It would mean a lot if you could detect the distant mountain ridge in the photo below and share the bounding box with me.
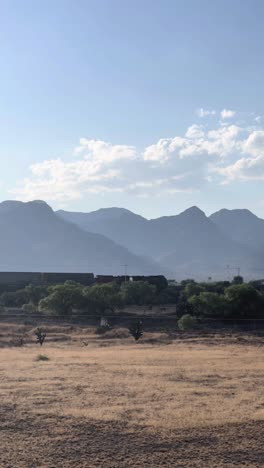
[0,200,162,275]
[210,208,264,252]
[58,205,264,280]
[0,200,263,280]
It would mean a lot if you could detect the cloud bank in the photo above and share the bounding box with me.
[11,111,264,203]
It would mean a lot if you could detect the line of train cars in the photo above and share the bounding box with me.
[0,272,167,293]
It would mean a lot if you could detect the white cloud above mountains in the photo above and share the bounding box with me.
[196,108,236,120]
[220,109,236,119]
[11,113,264,203]
[75,138,137,162]
[214,130,264,182]
[196,108,216,118]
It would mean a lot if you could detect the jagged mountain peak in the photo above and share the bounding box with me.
[180,206,206,218]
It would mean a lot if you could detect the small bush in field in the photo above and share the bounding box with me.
[35,327,46,346]
[178,314,197,331]
[22,303,36,313]
[129,321,143,341]
[36,354,49,361]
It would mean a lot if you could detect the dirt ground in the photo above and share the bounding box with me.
[0,324,264,467]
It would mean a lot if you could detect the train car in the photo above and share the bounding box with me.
[0,271,94,292]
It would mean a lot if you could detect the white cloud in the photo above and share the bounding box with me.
[185,124,205,139]
[143,136,186,163]
[143,124,241,162]
[214,155,264,183]
[11,114,264,203]
[220,109,236,119]
[75,138,136,162]
[196,108,216,118]
[213,130,264,183]
[242,130,264,157]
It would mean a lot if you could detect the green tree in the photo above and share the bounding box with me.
[224,284,262,318]
[39,281,84,316]
[121,281,156,306]
[176,297,194,317]
[184,282,206,298]
[199,281,230,294]
[0,290,30,307]
[83,282,122,315]
[180,279,195,288]
[232,275,244,285]
[157,285,181,304]
[189,292,229,317]
[24,284,48,306]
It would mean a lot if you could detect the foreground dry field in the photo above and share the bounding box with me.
[0,325,264,467]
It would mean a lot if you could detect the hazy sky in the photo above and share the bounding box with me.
[1,0,264,218]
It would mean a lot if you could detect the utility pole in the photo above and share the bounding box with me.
[226,264,230,281]
[226,264,241,280]
[122,264,128,282]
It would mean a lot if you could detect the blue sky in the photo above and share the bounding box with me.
[1,0,264,218]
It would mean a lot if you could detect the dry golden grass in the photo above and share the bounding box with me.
[0,325,264,467]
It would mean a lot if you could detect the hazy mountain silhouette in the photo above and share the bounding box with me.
[0,201,162,275]
[58,207,150,256]
[0,200,262,279]
[58,205,264,279]
[210,208,264,252]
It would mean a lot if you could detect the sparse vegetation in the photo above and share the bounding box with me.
[22,303,36,313]
[0,331,263,466]
[35,327,46,346]
[129,320,144,341]
[178,314,198,331]
[35,354,49,361]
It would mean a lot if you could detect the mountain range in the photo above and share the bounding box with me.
[58,205,264,279]
[0,199,263,280]
[0,201,159,275]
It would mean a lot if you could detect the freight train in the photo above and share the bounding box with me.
[0,272,167,292]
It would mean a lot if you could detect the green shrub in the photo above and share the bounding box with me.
[178,314,197,331]
[129,320,144,341]
[35,354,49,361]
[35,327,46,346]
[22,303,36,313]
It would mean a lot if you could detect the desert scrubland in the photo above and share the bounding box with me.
[0,325,264,467]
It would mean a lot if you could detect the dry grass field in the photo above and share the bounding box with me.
[0,324,264,467]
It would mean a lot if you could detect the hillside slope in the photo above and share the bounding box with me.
[0,201,162,275]
[210,208,264,252]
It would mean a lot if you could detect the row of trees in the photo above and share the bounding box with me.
[179,277,264,319]
[0,275,264,320]
[0,281,158,316]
